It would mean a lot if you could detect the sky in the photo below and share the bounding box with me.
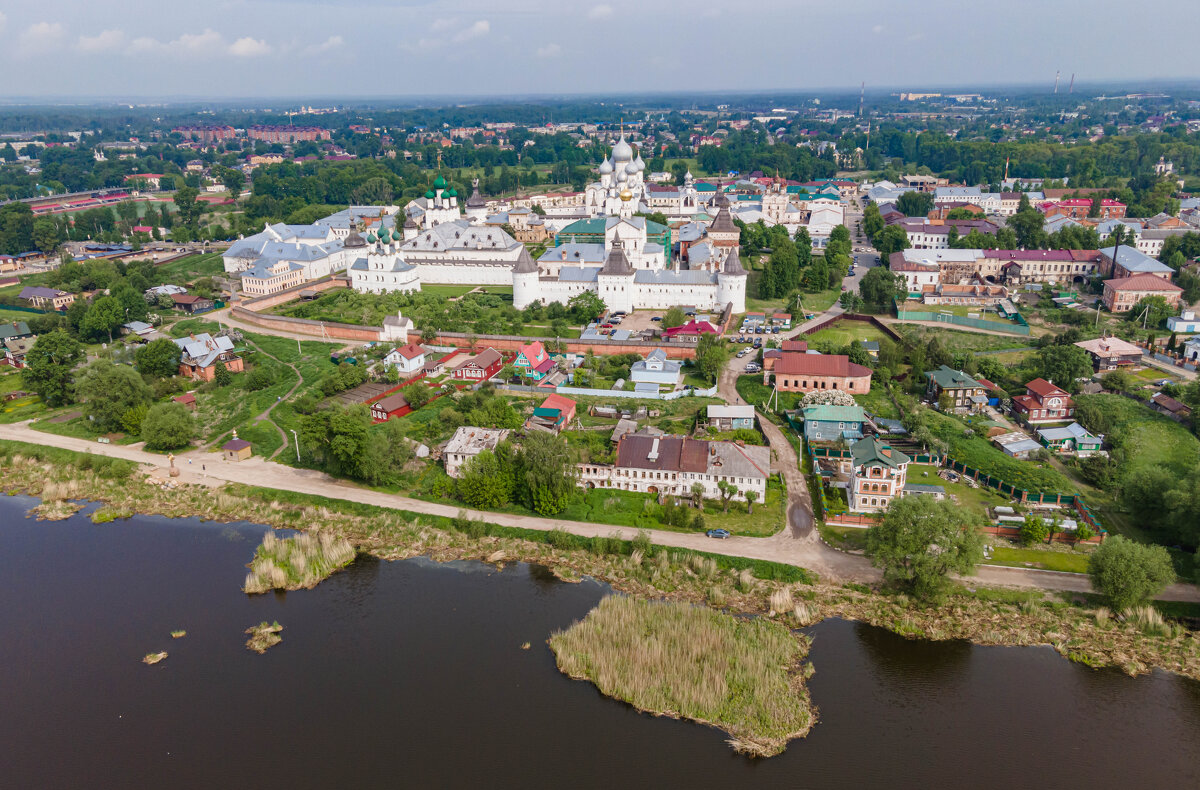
[0,0,1194,100]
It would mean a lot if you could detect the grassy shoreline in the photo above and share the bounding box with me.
[1,438,1198,690]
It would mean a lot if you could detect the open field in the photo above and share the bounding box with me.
[804,323,890,349]
[156,252,225,281]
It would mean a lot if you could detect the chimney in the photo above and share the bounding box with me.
[648,437,659,462]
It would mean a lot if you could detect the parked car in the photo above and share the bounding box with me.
[650,316,662,322]
[736,349,748,358]
[705,529,731,539]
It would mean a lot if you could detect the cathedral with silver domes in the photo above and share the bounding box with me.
[584,134,648,217]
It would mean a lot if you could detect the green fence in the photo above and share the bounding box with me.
[807,443,1104,534]
[0,304,49,315]
[894,308,1030,336]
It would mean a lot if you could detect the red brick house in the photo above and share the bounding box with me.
[1101,274,1183,312]
[1012,378,1074,424]
[452,347,504,381]
[772,353,872,394]
[1041,198,1126,220]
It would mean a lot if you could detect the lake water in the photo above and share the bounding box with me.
[1,495,1198,789]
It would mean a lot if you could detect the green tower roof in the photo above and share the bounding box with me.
[424,190,435,199]
[447,188,457,197]
[433,174,447,189]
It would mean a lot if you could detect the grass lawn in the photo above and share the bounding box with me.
[896,325,1034,353]
[853,387,900,420]
[0,370,43,423]
[988,545,1092,574]
[0,308,47,324]
[418,285,485,299]
[804,323,890,349]
[818,522,869,552]
[30,412,140,445]
[1074,394,1199,478]
[156,252,225,282]
[736,374,803,415]
[924,410,1075,493]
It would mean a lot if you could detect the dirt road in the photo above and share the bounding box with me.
[6,422,1197,602]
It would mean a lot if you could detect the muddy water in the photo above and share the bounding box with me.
[1,496,1196,789]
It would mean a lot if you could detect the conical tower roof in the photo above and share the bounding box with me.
[600,240,634,276]
[467,179,485,208]
[722,247,747,276]
[512,246,538,274]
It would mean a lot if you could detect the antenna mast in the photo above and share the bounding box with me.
[1054,71,1060,94]
[859,81,864,117]
[1068,73,1075,94]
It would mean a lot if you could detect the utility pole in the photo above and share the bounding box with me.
[1068,73,1075,94]
[290,429,300,463]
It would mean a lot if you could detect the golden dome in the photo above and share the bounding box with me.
[619,188,633,202]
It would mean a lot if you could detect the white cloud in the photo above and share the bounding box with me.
[306,35,344,54]
[588,4,613,20]
[872,24,884,34]
[78,29,127,54]
[229,36,272,57]
[536,43,562,58]
[177,29,225,53]
[452,20,490,43]
[19,22,65,54]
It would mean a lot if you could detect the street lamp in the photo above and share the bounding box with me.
[289,429,300,463]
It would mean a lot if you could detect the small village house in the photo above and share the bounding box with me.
[452,347,504,381]
[1011,378,1074,424]
[369,392,410,422]
[925,365,986,412]
[1037,423,1103,455]
[526,394,576,434]
[173,333,244,381]
[222,433,253,462]
[513,340,553,380]
[706,404,756,431]
[171,294,216,314]
[384,343,426,376]
[630,349,682,388]
[802,403,868,442]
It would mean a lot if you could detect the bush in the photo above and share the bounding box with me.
[244,366,276,392]
[140,402,196,451]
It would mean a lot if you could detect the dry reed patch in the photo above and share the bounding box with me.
[242,531,357,594]
[549,596,814,757]
[245,621,283,653]
[143,651,167,665]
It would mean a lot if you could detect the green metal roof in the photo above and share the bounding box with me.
[850,437,910,469]
[924,365,982,390]
[433,174,447,188]
[802,404,867,423]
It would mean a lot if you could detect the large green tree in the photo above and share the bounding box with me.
[75,360,152,433]
[1087,536,1176,612]
[457,449,514,509]
[895,191,933,218]
[859,266,905,307]
[873,224,910,258]
[865,495,985,600]
[862,203,884,240]
[1033,345,1093,393]
[80,295,126,343]
[21,330,84,406]
[517,431,576,516]
[693,333,730,384]
[135,338,182,379]
[141,402,196,450]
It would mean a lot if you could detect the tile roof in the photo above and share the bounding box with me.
[1024,378,1069,399]
[1105,274,1183,292]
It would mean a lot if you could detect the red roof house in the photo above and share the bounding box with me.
[1012,378,1074,424]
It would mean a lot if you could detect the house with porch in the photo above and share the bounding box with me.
[513,341,554,380]
[1037,423,1103,456]
[384,343,426,376]
[1075,336,1142,371]
[630,348,682,388]
[173,333,244,381]
[452,347,504,381]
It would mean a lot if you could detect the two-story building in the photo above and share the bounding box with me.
[1101,274,1183,313]
[846,437,911,513]
[925,365,986,412]
[173,333,244,381]
[1011,378,1074,424]
[577,433,770,503]
[513,341,553,380]
[443,426,511,478]
[384,343,426,376]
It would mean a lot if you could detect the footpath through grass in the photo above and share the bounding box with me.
[550,595,814,756]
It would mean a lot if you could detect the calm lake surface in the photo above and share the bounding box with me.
[1,495,1198,789]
